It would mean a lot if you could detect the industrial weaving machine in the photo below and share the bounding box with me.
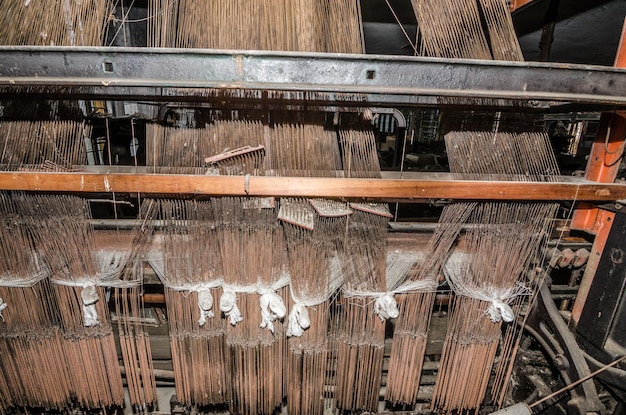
[0,1,626,414]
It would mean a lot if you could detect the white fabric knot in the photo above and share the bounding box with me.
[0,298,7,322]
[487,299,515,323]
[259,291,286,333]
[444,253,526,324]
[197,289,214,326]
[286,303,311,337]
[220,289,243,326]
[81,284,100,327]
[374,293,399,321]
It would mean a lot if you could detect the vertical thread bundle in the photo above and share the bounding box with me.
[115,200,158,411]
[431,132,560,412]
[147,0,364,53]
[0,193,68,410]
[0,121,89,171]
[385,202,476,405]
[26,195,125,408]
[410,0,522,61]
[0,0,112,46]
[334,123,389,413]
[157,198,228,406]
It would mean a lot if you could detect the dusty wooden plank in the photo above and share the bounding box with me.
[1,171,625,201]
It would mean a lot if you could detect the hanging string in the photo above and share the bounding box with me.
[383,0,418,55]
[603,108,626,156]
[107,0,136,46]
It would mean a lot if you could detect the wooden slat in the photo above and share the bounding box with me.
[1,171,625,201]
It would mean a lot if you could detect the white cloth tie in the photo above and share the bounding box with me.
[81,284,100,327]
[197,289,215,326]
[444,253,527,324]
[259,291,286,333]
[0,298,7,322]
[487,299,515,323]
[341,278,437,322]
[220,289,243,326]
[286,303,311,337]
[374,293,399,321]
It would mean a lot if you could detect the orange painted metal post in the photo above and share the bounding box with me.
[570,14,626,233]
[569,18,626,326]
[580,113,626,183]
[509,0,536,12]
[570,210,615,327]
[570,112,626,232]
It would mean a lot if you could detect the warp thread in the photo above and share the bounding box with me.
[152,253,300,331]
[0,268,49,288]
[50,276,141,288]
[219,275,290,329]
[285,258,433,336]
[50,275,140,327]
[286,254,345,337]
[343,279,439,322]
[152,256,290,329]
[163,281,222,326]
[149,256,222,326]
[444,264,529,323]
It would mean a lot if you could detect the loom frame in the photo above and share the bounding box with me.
[1,45,626,414]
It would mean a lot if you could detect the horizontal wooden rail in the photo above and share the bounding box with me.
[0,171,625,201]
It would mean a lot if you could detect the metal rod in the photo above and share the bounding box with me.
[529,354,626,408]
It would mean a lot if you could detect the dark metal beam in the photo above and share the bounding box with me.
[0,47,625,108]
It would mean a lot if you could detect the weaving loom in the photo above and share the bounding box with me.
[0,1,626,415]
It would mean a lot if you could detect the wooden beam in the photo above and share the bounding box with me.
[1,171,626,201]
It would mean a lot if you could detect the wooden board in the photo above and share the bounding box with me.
[0,171,624,201]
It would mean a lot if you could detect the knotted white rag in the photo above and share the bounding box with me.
[286,303,311,337]
[259,291,287,333]
[220,289,243,326]
[81,283,100,327]
[487,298,515,323]
[0,298,7,322]
[374,293,400,321]
[444,253,528,324]
[197,289,215,326]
